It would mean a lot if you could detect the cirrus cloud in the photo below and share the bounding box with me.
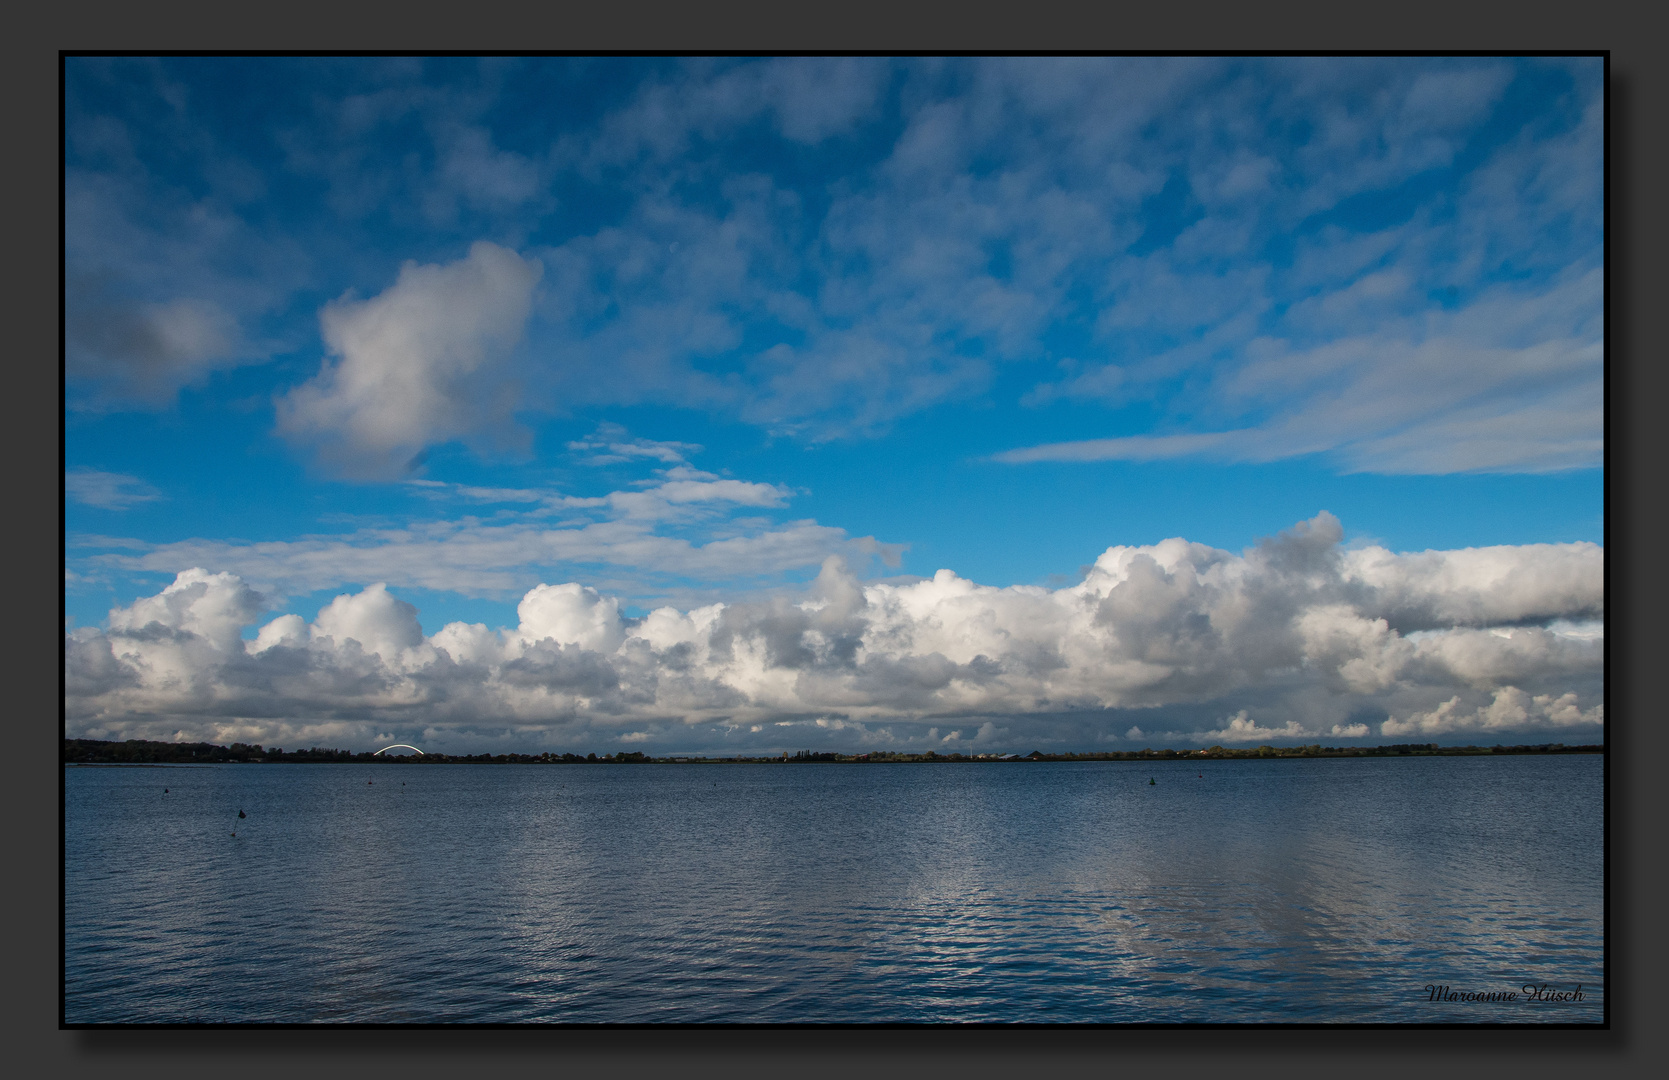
[66,469,163,511]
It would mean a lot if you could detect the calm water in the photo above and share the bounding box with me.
[64,756,1604,1024]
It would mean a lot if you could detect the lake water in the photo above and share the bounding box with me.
[64,755,1604,1024]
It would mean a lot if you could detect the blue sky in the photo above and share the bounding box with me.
[64,57,1603,753]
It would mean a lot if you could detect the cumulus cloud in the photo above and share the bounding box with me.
[310,583,425,661]
[1341,540,1603,630]
[1382,687,1602,736]
[276,241,543,478]
[1185,712,1313,745]
[107,568,268,651]
[514,583,626,653]
[66,514,1603,752]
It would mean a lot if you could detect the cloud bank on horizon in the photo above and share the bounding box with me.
[65,513,1603,754]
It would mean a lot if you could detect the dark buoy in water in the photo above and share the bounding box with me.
[237,809,246,819]
[1149,778,1156,785]
[163,788,168,793]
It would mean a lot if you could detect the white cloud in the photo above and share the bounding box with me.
[514,583,625,653]
[310,583,426,662]
[276,241,543,478]
[653,478,789,507]
[1382,687,1602,737]
[1003,264,1603,476]
[404,480,549,504]
[1186,712,1313,745]
[251,613,306,653]
[66,469,162,511]
[66,514,1603,751]
[992,433,1238,465]
[107,568,267,651]
[567,423,701,465]
[1342,541,1604,629]
[84,513,893,606]
[78,449,897,607]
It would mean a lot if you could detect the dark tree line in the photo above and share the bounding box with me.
[64,737,1601,766]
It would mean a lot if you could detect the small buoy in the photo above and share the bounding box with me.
[163,788,168,793]
[237,809,246,819]
[1149,778,1156,785]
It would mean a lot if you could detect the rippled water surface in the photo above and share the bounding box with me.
[65,756,1604,1023]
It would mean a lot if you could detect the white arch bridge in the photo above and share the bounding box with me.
[372,744,426,755]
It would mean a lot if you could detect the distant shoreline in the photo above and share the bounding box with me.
[64,763,211,768]
[64,737,1605,767]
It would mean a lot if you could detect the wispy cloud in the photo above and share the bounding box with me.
[405,479,550,504]
[76,454,896,606]
[65,469,163,511]
[1000,266,1603,474]
[992,433,1240,465]
[567,423,701,466]
[66,59,1600,476]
